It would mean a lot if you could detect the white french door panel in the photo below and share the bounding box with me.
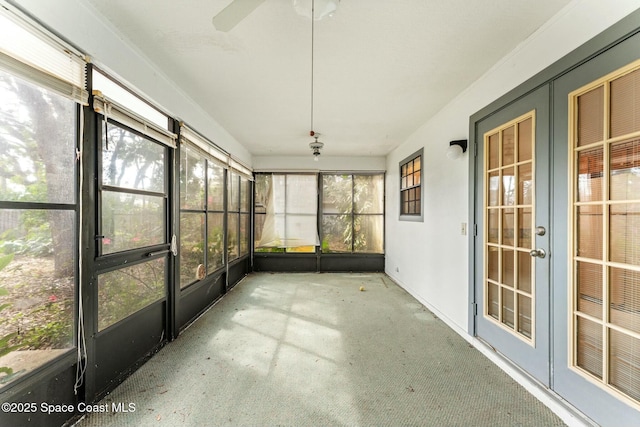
[474,85,551,386]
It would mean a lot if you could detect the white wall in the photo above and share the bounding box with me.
[385,0,640,333]
[12,0,251,165]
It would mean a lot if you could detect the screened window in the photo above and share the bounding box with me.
[96,104,171,330]
[0,68,76,386]
[400,149,423,220]
[228,172,251,261]
[100,122,166,255]
[179,144,226,288]
[254,174,318,253]
[208,163,226,270]
[322,173,384,254]
[98,258,165,331]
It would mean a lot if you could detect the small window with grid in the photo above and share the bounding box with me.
[400,149,423,220]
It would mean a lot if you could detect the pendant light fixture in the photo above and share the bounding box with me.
[293,0,339,21]
[304,0,336,161]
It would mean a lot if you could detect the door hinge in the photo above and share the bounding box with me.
[472,303,478,316]
[474,223,478,236]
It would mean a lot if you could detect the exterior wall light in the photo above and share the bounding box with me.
[446,139,468,159]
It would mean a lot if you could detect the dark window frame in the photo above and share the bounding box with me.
[320,172,385,254]
[178,143,227,289]
[227,171,252,261]
[97,118,169,257]
[0,68,80,392]
[399,148,424,222]
[253,172,318,254]
[95,117,170,332]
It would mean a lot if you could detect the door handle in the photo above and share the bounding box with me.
[529,248,546,259]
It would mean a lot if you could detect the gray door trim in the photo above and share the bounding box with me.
[473,85,551,385]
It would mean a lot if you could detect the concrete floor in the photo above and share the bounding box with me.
[74,272,566,426]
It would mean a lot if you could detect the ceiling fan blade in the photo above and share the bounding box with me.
[212,0,266,32]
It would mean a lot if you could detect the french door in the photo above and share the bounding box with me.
[474,27,640,425]
[551,34,640,424]
[474,85,551,385]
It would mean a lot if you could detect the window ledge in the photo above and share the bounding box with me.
[399,214,423,222]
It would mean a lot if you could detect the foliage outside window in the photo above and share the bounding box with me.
[322,173,384,254]
[254,174,318,253]
[227,172,251,261]
[97,121,167,330]
[179,144,226,288]
[100,122,165,255]
[400,149,423,219]
[97,258,165,330]
[0,69,76,387]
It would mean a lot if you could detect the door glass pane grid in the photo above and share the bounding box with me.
[570,61,640,406]
[483,112,535,342]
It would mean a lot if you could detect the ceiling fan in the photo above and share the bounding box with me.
[212,0,265,32]
[212,0,339,32]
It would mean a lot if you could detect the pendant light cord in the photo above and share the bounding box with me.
[310,0,315,133]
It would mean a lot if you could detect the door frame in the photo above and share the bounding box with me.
[473,86,551,385]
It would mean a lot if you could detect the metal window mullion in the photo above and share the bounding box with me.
[223,169,228,285]
[351,175,355,253]
[237,175,242,256]
[0,201,76,210]
[203,159,210,273]
[101,185,166,199]
[402,183,421,191]
[318,173,324,256]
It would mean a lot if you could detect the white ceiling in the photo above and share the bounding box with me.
[84,0,572,158]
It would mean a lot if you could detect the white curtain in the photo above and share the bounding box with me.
[257,174,318,248]
[364,174,384,253]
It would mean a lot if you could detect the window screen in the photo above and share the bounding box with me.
[254,174,318,251]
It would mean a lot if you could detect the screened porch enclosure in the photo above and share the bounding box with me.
[253,172,385,272]
[0,8,385,423]
[3,1,640,426]
[0,38,255,424]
